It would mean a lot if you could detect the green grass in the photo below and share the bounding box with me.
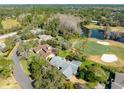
[84,41,109,56]
[85,41,124,59]
[84,41,124,60]
[20,60,30,76]
[72,39,124,65]
[108,46,124,60]
[1,19,21,30]
[85,82,98,89]
[58,50,71,58]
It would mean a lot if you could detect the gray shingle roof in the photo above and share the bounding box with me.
[50,56,81,79]
[114,73,124,86]
[60,61,70,71]
[112,82,123,89]
[50,56,66,68]
[112,72,124,89]
[71,60,82,67]
[62,65,73,79]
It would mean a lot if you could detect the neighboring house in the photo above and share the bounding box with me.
[38,35,54,41]
[50,56,81,79]
[0,42,6,51]
[18,13,31,19]
[91,20,98,24]
[111,72,124,89]
[33,44,56,60]
[30,28,45,35]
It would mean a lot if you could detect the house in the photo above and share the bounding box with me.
[50,56,81,79]
[0,42,6,51]
[30,28,45,35]
[33,44,56,59]
[111,72,124,89]
[38,35,54,41]
[91,20,98,24]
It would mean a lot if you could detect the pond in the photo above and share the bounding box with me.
[109,32,124,42]
[90,29,105,40]
[81,29,124,42]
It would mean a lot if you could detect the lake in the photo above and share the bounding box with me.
[87,29,124,42]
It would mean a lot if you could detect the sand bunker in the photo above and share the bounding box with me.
[101,54,118,63]
[97,41,110,45]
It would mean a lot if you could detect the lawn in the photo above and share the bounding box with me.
[84,41,109,55]
[20,60,30,76]
[85,82,98,89]
[85,23,103,30]
[72,38,124,67]
[84,40,124,60]
[108,46,124,60]
[1,19,21,30]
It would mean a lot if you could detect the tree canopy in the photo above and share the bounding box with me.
[29,56,66,89]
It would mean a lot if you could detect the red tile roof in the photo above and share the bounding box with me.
[33,44,56,58]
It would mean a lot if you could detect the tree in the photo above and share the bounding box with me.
[68,38,88,61]
[46,40,59,48]
[78,61,109,84]
[3,37,16,53]
[18,30,36,40]
[18,40,38,59]
[64,81,74,89]
[29,56,66,89]
[103,23,111,39]
[0,57,13,78]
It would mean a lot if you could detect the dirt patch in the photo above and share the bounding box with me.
[108,40,124,48]
[89,56,102,63]
[0,75,21,89]
[70,76,87,84]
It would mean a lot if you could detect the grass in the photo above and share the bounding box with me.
[85,23,124,32]
[108,46,124,60]
[84,41,109,55]
[58,50,71,58]
[72,38,124,67]
[85,23,103,30]
[20,60,30,76]
[8,42,19,59]
[85,82,98,89]
[84,40,124,60]
[1,19,21,30]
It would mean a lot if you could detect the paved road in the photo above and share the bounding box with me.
[12,43,33,89]
[0,32,17,39]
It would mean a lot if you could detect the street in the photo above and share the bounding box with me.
[12,42,33,89]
